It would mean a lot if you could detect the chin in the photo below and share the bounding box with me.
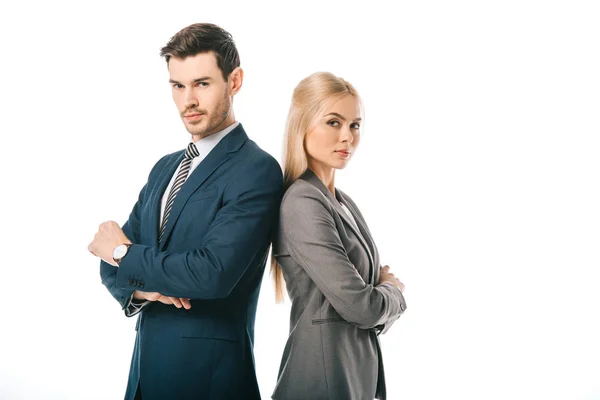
[334,162,350,170]
[185,123,206,136]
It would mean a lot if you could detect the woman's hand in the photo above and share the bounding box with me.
[378,265,405,293]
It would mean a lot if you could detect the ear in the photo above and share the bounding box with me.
[228,67,243,95]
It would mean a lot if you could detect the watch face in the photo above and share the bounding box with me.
[113,244,127,260]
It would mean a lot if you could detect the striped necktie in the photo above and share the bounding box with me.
[159,142,200,242]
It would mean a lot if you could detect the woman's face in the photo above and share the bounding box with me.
[305,95,362,172]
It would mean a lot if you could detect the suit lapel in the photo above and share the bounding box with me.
[158,124,249,249]
[300,170,376,283]
[336,190,379,285]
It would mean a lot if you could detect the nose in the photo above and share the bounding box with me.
[340,126,354,143]
[184,88,199,109]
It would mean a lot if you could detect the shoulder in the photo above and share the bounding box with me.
[283,179,323,202]
[158,149,183,166]
[281,180,332,217]
[223,142,282,199]
[236,139,282,179]
[147,150,183,178]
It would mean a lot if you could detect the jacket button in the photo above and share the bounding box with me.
[128,279,133,285]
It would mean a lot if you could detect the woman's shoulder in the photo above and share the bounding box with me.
[283,178,323,200]
[281,179,331,214]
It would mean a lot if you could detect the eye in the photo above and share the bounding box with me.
[327,120,340,127]
[196,82,209,87]
[172,83,184,89]
[350,122,361,129]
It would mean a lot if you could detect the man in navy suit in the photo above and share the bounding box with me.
[88,23,282,400]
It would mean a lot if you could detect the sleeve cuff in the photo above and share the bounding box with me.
[124,292,151,317]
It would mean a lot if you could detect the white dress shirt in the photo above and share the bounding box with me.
[340,202,359,230]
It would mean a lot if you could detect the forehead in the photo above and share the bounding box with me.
[322,95,362,119]
[167,52,221,80]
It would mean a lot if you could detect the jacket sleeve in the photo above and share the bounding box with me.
[99,155,169,316]
[341,192,407,334]
[280,185,406,330]
[99,183,146,314]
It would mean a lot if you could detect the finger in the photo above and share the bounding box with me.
[146,292,161,301]
[169,297,183,308]
[382,265,390,271]
[180,298,192,310]
[157,296,172,305]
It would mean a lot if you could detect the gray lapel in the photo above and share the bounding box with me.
[299,169,375,283]
[336,189,379,285]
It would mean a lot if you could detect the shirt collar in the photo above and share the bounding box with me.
[191,121,240,158]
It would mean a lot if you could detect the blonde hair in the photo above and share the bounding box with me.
[271,72,362,303]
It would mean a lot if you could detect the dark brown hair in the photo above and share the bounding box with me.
[160,23,240,81]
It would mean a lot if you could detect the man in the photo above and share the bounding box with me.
[88,23,282,400]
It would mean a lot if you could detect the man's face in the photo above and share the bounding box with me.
[168,52,232,139]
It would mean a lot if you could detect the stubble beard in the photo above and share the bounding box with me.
[184,93,232,139]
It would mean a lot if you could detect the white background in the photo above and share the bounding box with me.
[1,1,599,399]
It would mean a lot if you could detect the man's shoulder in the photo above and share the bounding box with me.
[161,148,185,162]
[239,138,277,161]
[234,138,281,174]
[221,139,282,195]
[141,149,183,182]
[153,149,183,168]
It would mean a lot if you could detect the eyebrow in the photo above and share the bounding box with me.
[324,112,362,121]
[168,76,213,84]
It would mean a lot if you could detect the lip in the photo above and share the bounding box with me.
[335,150,351,159]
[184,113,204,121]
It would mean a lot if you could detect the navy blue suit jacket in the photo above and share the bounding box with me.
[100,124,283,400]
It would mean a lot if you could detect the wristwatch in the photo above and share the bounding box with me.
[112,243,133,265]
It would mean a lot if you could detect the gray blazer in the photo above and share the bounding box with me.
[272,170,407,400]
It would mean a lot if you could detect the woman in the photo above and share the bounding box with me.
[271,72,407,400]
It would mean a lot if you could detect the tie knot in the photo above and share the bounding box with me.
[184,142,200,160]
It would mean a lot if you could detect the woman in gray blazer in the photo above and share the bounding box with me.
[270,72,407,400]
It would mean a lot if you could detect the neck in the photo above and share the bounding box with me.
[308,163,336,195]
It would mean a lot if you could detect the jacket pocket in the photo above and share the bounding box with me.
[311,317,345,325]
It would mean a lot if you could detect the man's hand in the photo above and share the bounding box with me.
[88,221,131,266]
[133,290,192,310]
